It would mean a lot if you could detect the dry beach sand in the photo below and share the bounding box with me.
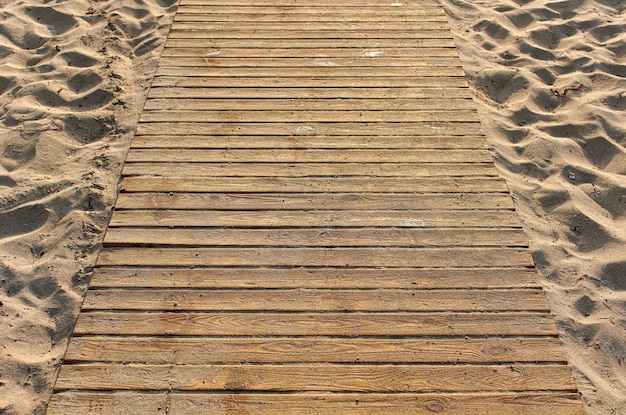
[0,0,177,413]
[0,0,623,414]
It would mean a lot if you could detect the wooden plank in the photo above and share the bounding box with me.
[113,193,516,211]
[163,55,460,66]
[176,6,446,15]
[142,98,476,111]
[138,110,480,123]
[88,267,541,289]
[64,337,566,364]
[173,15,449,24]
[81,289,549,312]
[147,86,472,98]
[150,77,470,88]
[135,122,485,136]
[72,312,560,337]
[161,47,459,58]
[166,30,454,40]
[154,66,465,77]
[181,0,443,6]
[95,247,534,267]
[121,162,496,177]
[129,135,489,149]
[169,22,450,31]
[108,210,522,228]
[104,228,528,247]
[53,363,577,392]
[124,149,493,163]
[165,39,457,48]
[46,392,587,415]
[119,177,507,193]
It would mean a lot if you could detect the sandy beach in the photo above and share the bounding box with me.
[0,0,624,414]
[0,0,176,413]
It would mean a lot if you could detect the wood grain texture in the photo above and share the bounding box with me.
[128,135,489,149]
[175,6,446,15]
[135,122,485,136]
[72,312,560,337]
[150,77,470,88]
[88,267,541,289]
[155,66,465,77]
[147,86,472,98]
[54,363,577,392]
[64,336,567,364]
[166,31,455,40]
[95,247,534,267]
[138,110,480,123]
[161,46,459,58]
[81,289,549,312]
[142,98,476,111]
[169,22,451,31]
[107,210,522,228]
[119,177,508,193]
[121,162,497,177]
[103,227,529,247]
[125,149,494,162]
[47,392,586,415]
[165,39,457,47]
[181,0,442,5]
[113,193,515,210]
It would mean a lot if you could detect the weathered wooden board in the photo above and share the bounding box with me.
[124,149,494,163]
[95,247,534,267]
[135,122,485,136]
[161,47,459,58]
[107,210,522,228]
[81,288,549,312]
[142,98,476,111]
[104,227,528,247]
[169,22,450,31]
[181,0,442,5]
[119,177,508,194]
[47,392,586,415]
[167,30,455,40]
[129,135,488,149]
[138,110,480,123]
[72,312,560,337]
[147,86,472,98]
[165,39,457,47]
[155,66,465,77]
[54,363,576,392]
[64,336,567,364]
[175,6,446,15]
[113,193,515,210]
[122,162,496,177]
[88,267,541,289]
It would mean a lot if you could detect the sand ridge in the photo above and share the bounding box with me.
[443,0,626,414]
[0,0,177,413]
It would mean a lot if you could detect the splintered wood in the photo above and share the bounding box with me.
[47,0,584,413]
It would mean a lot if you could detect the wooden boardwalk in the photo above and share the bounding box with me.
[47,1,585,413]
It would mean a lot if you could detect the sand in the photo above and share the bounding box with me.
[0,0,177,413]
[0,0,623,414]
[443,0,626,413]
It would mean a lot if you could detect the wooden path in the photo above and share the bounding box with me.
[47,0,585,413]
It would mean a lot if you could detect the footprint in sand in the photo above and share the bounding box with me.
[0,204,49,239]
